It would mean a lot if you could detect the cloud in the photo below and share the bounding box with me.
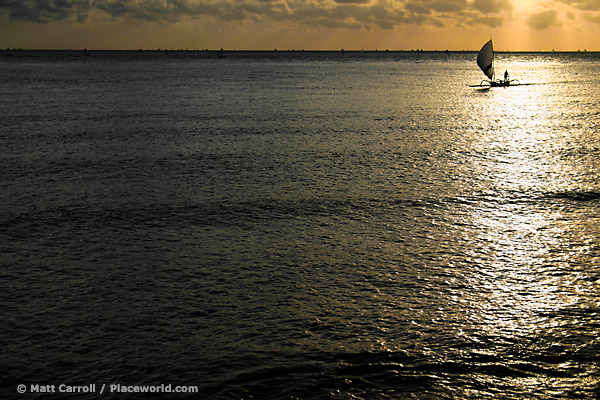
[286,0,420,30]
[334,0,371,4]
[1,0,515,30]
[526,9,561,29]
[405,0,467,15]
[471,0,512,14]
[583,11,600,22]
[465,15,503,27]
[0,0,90,22]
[557,0,600,11]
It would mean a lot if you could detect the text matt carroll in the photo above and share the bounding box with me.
[24,383,199,394]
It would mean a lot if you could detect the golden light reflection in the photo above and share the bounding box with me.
[467,207,578,329]
[461,73,595,341]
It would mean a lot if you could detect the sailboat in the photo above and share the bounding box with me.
[470,39,521,87]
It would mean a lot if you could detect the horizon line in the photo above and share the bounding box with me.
[4,48,599,53]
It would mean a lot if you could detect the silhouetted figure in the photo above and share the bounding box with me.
[504,70,509,82]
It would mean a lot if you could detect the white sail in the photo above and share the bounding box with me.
[477,39,494,80]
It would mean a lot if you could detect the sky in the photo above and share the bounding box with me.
[1,0,600,51]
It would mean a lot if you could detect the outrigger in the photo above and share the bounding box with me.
[469,39,527,88]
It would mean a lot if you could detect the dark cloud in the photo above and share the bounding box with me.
[583,12,600,22]
[557,0,600,11]
[471,0,512,14]
[82,0,429,29]
[282,0,415,30]
[334,0,371,5]
[405,0,467,15]
[93,0,129,18]
[1,0,514,29]
[0,0,89,22]
[526,9,561,29]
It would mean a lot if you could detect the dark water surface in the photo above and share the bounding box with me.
[1,50,599,399]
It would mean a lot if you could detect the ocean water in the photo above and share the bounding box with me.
[1,50,599,399]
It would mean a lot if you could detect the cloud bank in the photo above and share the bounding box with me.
[1,0,598,32]
[0,0,91,23]
[0,0,516,29]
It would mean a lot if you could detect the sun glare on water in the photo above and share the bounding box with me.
[460,56,597,351]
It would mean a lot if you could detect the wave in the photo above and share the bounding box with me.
[2,187,598,239]
[543,190,600,202]
[198,349,599,400]
[444,188,600,206]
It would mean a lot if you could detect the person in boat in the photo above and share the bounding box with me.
[504,70,509,83]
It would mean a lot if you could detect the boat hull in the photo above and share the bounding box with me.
[469,79,531,88]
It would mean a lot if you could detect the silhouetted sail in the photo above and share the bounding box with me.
[477,40,494,80]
